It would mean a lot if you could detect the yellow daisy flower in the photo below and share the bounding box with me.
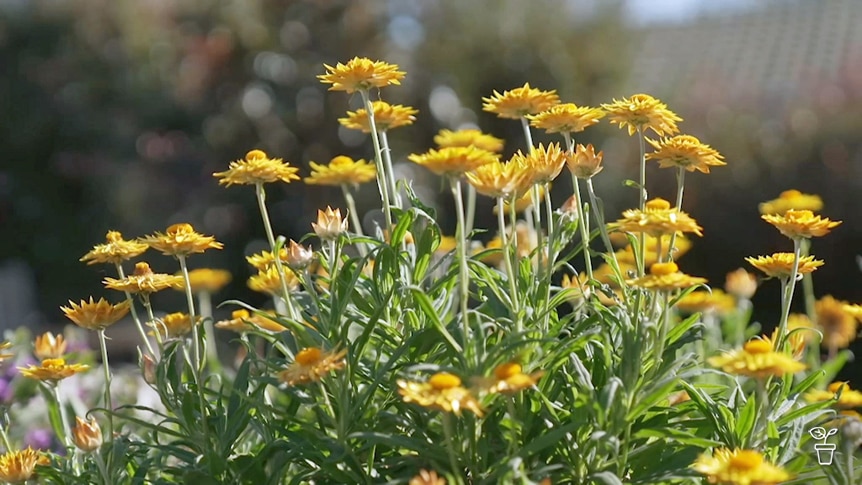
[213,149,300,186]
[482,82,560,119]
[708,338,806,378]
[408,146,499,177]
[477,362,544,395]
[674,289,736,315]
[176,268,232,294]
[214,309,286,334]
[61,297,131,331]
[19,358,89,383]
[770,325,807,360]
[246,248,289,272]
[761,209,841,239]
[645,134,726,173]
[561,273,592,306]
[724,268,758,300]
[759,189,824,215]
[434,129,504,153]
[0,342,13,362]
[80,230,148,266]
[614,233,692,267]
[567,143,604,179]
[0,448,48,484]
[338,101,417,132]
[436,236,458,255]
[312,206,348,241]
[397,372,484,416]
[277,347,347,386]
[247,266,300,296]
[103,262,184,294]
[304,155,377,187]
[318,57,405,93]
[787,313,816,344]
[612,198,703,237]
[806,381,862,409]
[141,223,222,257]
[818,296,858,349]
[527,103,605,134]
[410,469,447,485]
[627,262,706,291]
[150,312,197,339]
[692,448,791,485]
[602,93,682,137]
[33,332,66,361]
[72,416,102,453]
[515,142,569,184]
[465,159,532,199]
[745,253,824,279]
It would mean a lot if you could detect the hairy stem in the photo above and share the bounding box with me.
[498,197,520,324]
[451,177,473,364]
[378,129,401,210]
[341,184,368,256]
[98,329,113,440]
[255,183,298,320]
[776,238,803,349]
[114,264,156,357]
[359,89,393,230]
[667,167,686,260]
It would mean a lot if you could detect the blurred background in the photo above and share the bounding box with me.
[2,0,862,364]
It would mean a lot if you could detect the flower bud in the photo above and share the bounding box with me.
[725,268,758,300]
[567,143,604,179]
[312,206,348,241]
[72,416,102,452]
[140,353,157,385]
[286,240,314,270]
[34,332,66,361]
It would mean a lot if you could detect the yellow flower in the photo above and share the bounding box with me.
[215,309,286,334]
[787,313,816,344]
[668,390,691,406]
[304,155,377,187]
[318,57,405,93]
[561,273,592,306]
[477,362,544,395]
[817,295,857,349]
[515,142,569,184]
[176,268,232,294]
[612,198,703,237]
[708,338,806,378]
[567,143,604,179]
[33,332,66,360]
[277,347,347,386]
[692,448,791,485]
[151,312,198,339]
[247,266,299,296]
[482,83,560,119]
[312,206,348,241]
[104,262,184,295]
[0,448,48,484]
[246,249,288,272]
[434,129,504,153]
[745,253,824,279]
[410,469,447,485]
[0,342,12,362]
[61,297,131,330]
[806,382,862,409]
[759,189,824,215]
[602,93,681,136]
[214,149,300,186]
[527,103,605,134]
[465,159,532,199]
[19,358,89,383]
[338,101,417,132]
[436,236,457,255]
[761,209,841,239]
[772,325,807,360]
[80,230,148,266]
[627,262,707,291]
[72,416,102,453]
[614,233,692,267]
[725,268,759,300]
[645,135,725,173]
[674,289,735,316]
[408,146,499,177]
[496,185,544,214]
[397,372,484,416]
[141,223,223,257]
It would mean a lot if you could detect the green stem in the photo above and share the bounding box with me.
[637,127,647,277]
[563,133,594,280]
[97,329,113,440]
[140,295,163,349]
[378,129,401,210]
[451,177,473,365]
[177,255,201,372]
[845,440,855,484]
[756,380,770,446]
[498,198,520,323]
[800,239,817,323]
[341,184,368,256]
[52,384,71,448]
[95,452,111,485]
[114,264,156,357]
[542,183,555,332]
[359,89,393,230]
[0,409,12,451]
[466,184,477,238]
[776,238,803,349]
[255,183,299,321]
[198,290,221,372]
[667,167,686,261]
[654,292,671,368]
[585,178,625,288]
[442,414,464,485]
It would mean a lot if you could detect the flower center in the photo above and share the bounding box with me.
[728,450,764,470]
[106,231,123,243]
[494,362,523,380]
[429,372,462,390]
[650,262,678,276]
[645,198,672,211]
[780,189,802,199]
[232,310,250,320]
[743,339,772,354]
[246,149,267,161]
[166,223,194,235]
[295,348,323,365]
[133,262,153,276]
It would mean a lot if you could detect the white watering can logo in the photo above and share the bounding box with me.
[809,427,839,465]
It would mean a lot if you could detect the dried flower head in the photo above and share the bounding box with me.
[397,372,484,416]
[19,358,89,383]
[313,206,348,241]
[304,156,377,187]
[33,332,66,360]
[61,297,131,331]
[759,189,824,215]
[286,240,314,270]
[434,129,504,153]
[215,309,286,334]
[612,198,703,237]
[277,347,347,386]
[72,416,102,453]
[80,230,148,266]
[692,448,791,485]
[150,312,197,339]
[645,135,725,173]
[761,209,841,239]
[482,83,560,119]
[408,146,499,177]
[627,262,707,291]
[527,103,605,134]
[725,268,759,300]
[338,101,417,132]
[515,142,569,184]
[103,262,184,295]
[708,337,806,378]
[247,266,300,296]
[465,159,532,199]
[177,268,232,294]
[214,149,300,186]
[0,447,48,484]
[477,362,544,395]
[567,143,604,179]
[318,57,405,93]
[409,469,447,485]
[806,382,862,409]
[745,253,824,279]
[602,93,681,136]
[141,223,223,257]
[817,296,858,350]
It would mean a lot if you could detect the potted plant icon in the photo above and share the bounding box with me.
[809,427,839,465]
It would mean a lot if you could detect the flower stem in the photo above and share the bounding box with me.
[451,177,473,365]
[637,127,647,277]
[177,255,201,372]
[255,183,298,321]
[585,178,625,288]
[800,239,817,323]
[341,184,367,256]
[667,167,686,260]
[114,264,156,358]
[97,329,113,440]
[140,295,163,348]
[198,290,221,372]
[0,409,12,451]
[497,198,520,322]
[378,129,401,210]
[466,184,477,238]
[442,413,464,485]
[52,384,71,448]
[359,89,393,230]
[563,132,594,280]
[776,238,803,349]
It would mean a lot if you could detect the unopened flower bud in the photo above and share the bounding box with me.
[72,416,102,452]
[140,353,157,385]
[287,240,314,270]
[312,206,348,241]
[34,332,66,360]
[725,268,758,300]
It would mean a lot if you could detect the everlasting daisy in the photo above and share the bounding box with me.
[434,129,504,153]
[246,249,289,272]
[724,268,759,300]
[338,101,417,132]
[436,236,458,255]
[708,338,805,378]
[674,289,735,316]
[627,262,706,291]
[612,198,703,237]
[817,296,858,350]
[247,266,299,296]
[465,159,532,199]
[33,332,66,360]
[177,268,232,294]
[482,83,560,119]
[614,233,692,267]
[806,381,862,409]
[514,142,569,184]
[19,358,89,383]
[408,146,498,177]
[787,313,816,344]
[771,325,807,359]
[72,416,102,453]
[759,189,824,215]
[745,253,824,279]
[312,206,348,241]
[215,309,286,334]
[645,134,725,173]
[318,57,405,93]
[0,342,12,362]
[150,312,197,339]
[761,209,841,239]
[80,230,148,266]
[602,93,681,136]
[560,273,592,306]
[692,448,790,485]
[277,347,347,386]
[397,372,484,416]
[527,103,605,134]
[214,149,300,186]
[103,262,184,295]
[567,143,604,179]
[141,223,222,257]
[61,297,131,330]
[286,240,314,270]
[304,156,377,187]
[0,448,48,484]
[477,362,544,395]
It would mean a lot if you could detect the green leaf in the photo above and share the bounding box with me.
[735,395,757,446]
[408,286,463,355]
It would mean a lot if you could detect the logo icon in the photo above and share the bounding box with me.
[809,427,839,465]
